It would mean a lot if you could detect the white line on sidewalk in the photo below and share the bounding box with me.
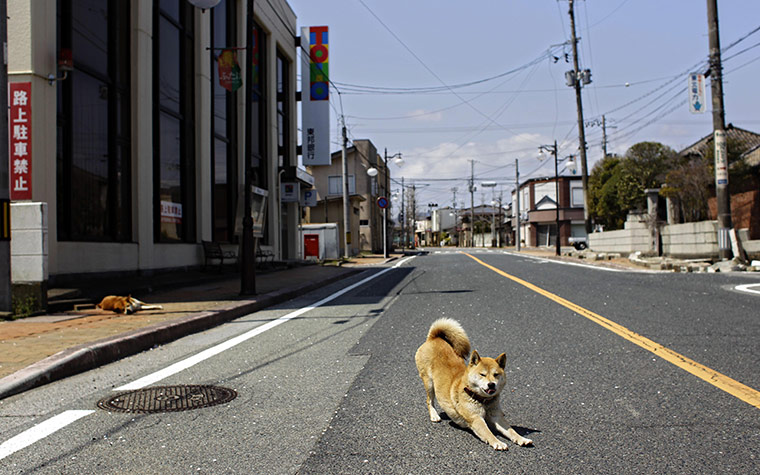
[0,410,94,461]
[116,256,416,391]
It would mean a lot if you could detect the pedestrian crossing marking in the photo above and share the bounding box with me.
[464,252,760,411]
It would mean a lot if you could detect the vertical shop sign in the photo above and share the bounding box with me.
[301,26,331,166]
[9,82,32,200]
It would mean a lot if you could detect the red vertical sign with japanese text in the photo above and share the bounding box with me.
[9,82,32,200]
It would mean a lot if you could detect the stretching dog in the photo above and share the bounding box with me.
[415,318,533,450]
[96,295,163,315]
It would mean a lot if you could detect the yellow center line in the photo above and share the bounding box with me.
[464,252,760,410]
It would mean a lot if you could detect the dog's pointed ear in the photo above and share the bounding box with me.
[496,353,507,369]
[469,350,481,366]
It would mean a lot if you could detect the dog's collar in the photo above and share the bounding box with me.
[464,386,495,403]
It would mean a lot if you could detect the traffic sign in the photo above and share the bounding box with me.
[377,196,388,209]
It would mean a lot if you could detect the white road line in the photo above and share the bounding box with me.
[116,256,416,391]
[0,410,94,461]
[735,283,760,295]
[501,251,658,273]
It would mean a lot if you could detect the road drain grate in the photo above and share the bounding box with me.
[97,385,237,413]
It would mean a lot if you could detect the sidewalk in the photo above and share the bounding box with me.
[0,253,400,400]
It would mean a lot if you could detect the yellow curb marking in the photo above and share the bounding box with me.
[464,252,760,410]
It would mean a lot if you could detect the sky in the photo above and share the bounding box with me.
[287,0,760,213]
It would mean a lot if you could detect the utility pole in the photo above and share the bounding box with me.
[451,187,458,246]
[601,115,608,158]
[706,0,732,260]
[515,158,520,252]
[568,0,591,234]
[0,0,11,313]
[469,159,475,248]
[400,176,405,250]
[341,122,350,258]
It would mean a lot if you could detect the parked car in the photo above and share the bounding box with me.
[569,236,587,250]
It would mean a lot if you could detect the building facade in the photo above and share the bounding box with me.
[8,0,303,282]
[306,139,389,256]
[512,176,586,247]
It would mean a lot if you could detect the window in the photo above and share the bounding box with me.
[155,0,195,242]
[56,0,131,242]
[250,23,267,189]
[571,184,584,207]
[276,52,290,168]
[328,175,355,195]
[211,0,237,242]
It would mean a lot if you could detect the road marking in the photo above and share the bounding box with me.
[464,252,760,410]
[0,410,94,460]
[735,283,760,296]
[116,256,416,391]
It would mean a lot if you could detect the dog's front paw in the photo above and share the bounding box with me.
[429,412,442,423]
[518,437,533,447]
[491,440,509,451]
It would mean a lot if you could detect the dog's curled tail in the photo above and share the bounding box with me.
[426,318,471,359]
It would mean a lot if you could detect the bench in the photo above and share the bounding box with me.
[256,244,275,268]
[202,241,236,272]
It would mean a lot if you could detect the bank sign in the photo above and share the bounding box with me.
[301,26,331,166]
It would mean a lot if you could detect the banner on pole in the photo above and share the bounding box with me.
[688,73,706,114]
[218,49,242,92]
[301,26,331,166]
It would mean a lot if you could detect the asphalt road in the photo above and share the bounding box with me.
[1,250,758,474]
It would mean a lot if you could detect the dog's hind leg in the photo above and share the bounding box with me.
[419,372,441,422]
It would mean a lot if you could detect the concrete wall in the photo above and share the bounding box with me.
[10,202,47,283]
[588,217,651,254]
[661,221,718,259]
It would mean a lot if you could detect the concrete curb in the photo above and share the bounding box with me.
[0,268,362,401]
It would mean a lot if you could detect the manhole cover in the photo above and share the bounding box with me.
[97,385,237,413]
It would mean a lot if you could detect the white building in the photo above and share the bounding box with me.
[8,0,305,289]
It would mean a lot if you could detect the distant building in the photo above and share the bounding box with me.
[512,176,585,247]
[305,139,390,255]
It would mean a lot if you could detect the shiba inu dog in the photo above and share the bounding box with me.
[96,295,164,315]
[415,318,533,450]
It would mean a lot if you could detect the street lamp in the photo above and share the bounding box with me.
[385,149,402,256]
[538,140,561,256]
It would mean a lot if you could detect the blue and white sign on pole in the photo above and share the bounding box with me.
[688,73,706,114]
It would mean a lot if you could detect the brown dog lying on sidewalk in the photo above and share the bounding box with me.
[415,318,533,450]
[96,295,163,315]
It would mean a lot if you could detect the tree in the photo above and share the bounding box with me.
[588,142,677,230]
[588,155,624,229]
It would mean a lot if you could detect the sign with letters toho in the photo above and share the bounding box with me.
[301,26,331,166]
[9,82,32,200]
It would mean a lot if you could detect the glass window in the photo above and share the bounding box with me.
[72,0,108,74]
[56,0,131,242]
[155,1,195,243]
[329,175,355,195]
[211,0,236,242]
[571,184,584,207]
[250,24,266,188]
[276,52,290,168]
